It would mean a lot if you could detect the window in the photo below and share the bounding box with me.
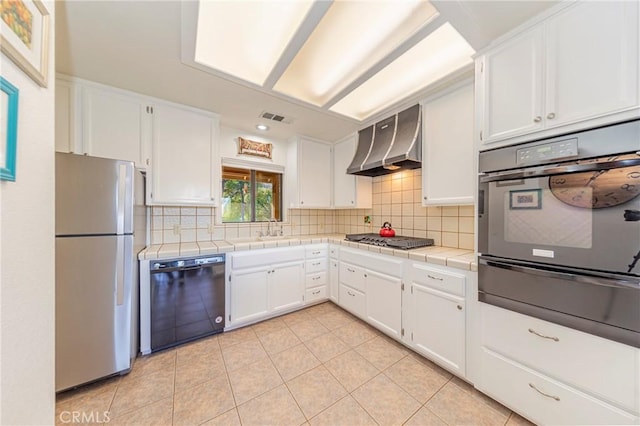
[221,166,282,222]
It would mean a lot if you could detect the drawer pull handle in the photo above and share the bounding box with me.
[347,291,355,297]
[528,328,559,342]
[312,262,321,266]
[347,268,355,273]
[529,383,560,401]
[313,276,321,280]
[312,290,320,295]
[427,274,443,281]
[312,251,321,255]
[457,305,463,310]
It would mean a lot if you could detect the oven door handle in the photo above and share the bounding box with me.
[480,157,640,182]
[479,257,640,290]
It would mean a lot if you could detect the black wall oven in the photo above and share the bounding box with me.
[478,120,640,348]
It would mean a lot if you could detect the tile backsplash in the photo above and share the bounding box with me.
[149,169,475,250]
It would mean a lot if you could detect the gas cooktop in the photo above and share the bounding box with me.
[345,233,434,250]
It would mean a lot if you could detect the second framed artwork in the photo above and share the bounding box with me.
[0,0,50,87]
[1,76,19,181]
[509,189,542,210]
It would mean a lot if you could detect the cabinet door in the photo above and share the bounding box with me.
[332,135,371,208]
[365,270,402,339]
[411,282,465,375]
[55,79,79,153]
[298,139,332,208]
[481,28,544,143]
[230,268,269,325]
[422,83,475,206]
[150,103,217,205]
[83,87,150,168]
[269,262,304,313]
[333,135,357,207]
[329,259,339,303]
[544,1,639,128]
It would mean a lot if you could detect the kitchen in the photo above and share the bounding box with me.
[1,0,639,425]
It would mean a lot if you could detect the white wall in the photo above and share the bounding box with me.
[0,2,56,423]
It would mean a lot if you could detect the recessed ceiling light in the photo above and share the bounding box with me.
[256,124,269,131]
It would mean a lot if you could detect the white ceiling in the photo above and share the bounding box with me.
[55,0,555,142]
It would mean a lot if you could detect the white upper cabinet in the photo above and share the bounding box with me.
[422,82,475,206]
[478,29,543,143]
[148,102,219,206]
[544,1,639,127]
[287,137,332,208]
[477,1,639,148]
[332,134,372,209]
[82,86,151,168]
[55,78,81,154]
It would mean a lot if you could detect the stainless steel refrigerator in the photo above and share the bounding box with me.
[55,153,146,392]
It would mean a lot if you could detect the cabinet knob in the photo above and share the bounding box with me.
[301,201,304,205]
[424,196,427,200]
[547,112,556,120]
[351,200,354,204]
[533,116,542,123]
[457,305,463,310]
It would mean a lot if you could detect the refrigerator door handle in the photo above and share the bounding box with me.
[116,164,127,235]
[116,236,125,306]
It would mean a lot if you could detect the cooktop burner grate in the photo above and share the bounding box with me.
[345,233,434,250]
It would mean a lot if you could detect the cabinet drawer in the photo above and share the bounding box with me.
[482,304,639,413]
[305,286,327,304]
[479,348,638,425]
[306,271,327,288]
[306,246,327,259]
[306,258,327,273]
[340,247,403,277]
[339,284,365,318]
[339,262,366,292]
[411,264,465,297]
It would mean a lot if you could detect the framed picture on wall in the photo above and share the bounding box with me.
[1,76,19,181]
[0,0,50,87]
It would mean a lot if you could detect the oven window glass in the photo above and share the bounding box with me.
[498,179,593,249]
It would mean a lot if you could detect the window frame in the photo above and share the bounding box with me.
[220,158,285,224]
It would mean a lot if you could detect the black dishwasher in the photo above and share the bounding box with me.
[149,254,225,351]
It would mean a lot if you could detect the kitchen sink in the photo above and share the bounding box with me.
[225,235,295,244]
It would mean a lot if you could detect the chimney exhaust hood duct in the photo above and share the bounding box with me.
[347,104,421,177]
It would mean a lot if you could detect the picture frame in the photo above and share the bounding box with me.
[238,136,273,159]
[1,0,50,87]
[509,189,542,210]
[1,76,19,181]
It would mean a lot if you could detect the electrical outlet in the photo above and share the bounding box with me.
[173,224,181,235]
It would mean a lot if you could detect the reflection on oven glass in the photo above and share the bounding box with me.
[549,153,640,209]
[505,187,592,249]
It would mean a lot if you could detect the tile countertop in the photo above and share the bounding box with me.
[138,234,477,272]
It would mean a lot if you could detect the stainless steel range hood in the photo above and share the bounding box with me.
[347,104,422,177]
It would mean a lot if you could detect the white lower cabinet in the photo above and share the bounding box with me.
[408,263,467,376]
[227,247,305,327]
[269,262,305,313]
[303,245,328,306]
[478,304,640,425]
[339,284,366,317]
[229,266,270,325]
[329,258,339,303]
[337,248,403,338]
[365,270,402,339]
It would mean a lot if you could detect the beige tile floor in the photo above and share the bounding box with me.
[56,302,535,426]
